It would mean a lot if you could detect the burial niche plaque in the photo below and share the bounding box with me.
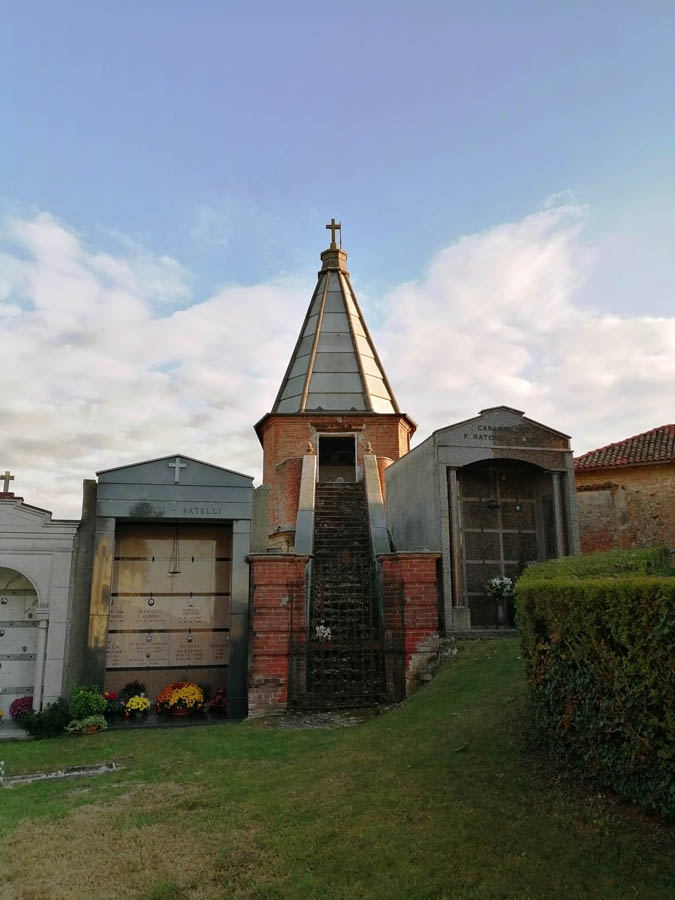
[105,523,231,675]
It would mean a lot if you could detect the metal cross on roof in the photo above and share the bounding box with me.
[1,470,14,492]
[325,218,341,248]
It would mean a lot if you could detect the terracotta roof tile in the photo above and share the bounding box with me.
[574,425,675,470]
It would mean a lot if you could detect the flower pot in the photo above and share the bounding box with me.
[85,724,99,735]
[170,707,191,718]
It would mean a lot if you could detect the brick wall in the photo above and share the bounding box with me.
[258,413,415,544]
[379,551,441,695]
[575,462,675,552]
[247,554,308,717]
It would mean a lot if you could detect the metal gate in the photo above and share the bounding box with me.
[457,460,539,627]
[288,558,405,709]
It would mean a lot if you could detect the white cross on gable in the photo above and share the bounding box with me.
[2,470,14,492]
[168,457,187,483]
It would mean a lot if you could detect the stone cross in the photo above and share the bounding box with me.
[168,457,186,483]
[1,470,14,492]
[326,218,341,248]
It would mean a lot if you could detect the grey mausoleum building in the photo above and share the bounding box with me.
[385,406,580,631]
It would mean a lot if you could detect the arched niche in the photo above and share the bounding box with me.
[0,566,40,714]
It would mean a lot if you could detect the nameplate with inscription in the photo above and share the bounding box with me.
[168,631,229,667]
[106,632,171,668]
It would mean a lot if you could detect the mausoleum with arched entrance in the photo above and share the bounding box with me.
[385,406,580,631]
[0,494,78,712]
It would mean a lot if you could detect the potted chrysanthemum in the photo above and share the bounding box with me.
[156,681,204,717]
[125,694,150,718]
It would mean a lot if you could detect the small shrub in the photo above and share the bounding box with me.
[70,684,106,719]
[21,698,71,739]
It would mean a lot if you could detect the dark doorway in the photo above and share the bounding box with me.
[318,435,356,483]
[456,459,544,628]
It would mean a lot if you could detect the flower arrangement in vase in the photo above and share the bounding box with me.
[209,689,227,715]
[125,695,150,718]
[104,691,125,719]
[156,682,204,716]
[65,715,108,736]
[485,575,514,627]
[9,696,33,721]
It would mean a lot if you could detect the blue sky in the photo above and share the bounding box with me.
[1,1,674,515]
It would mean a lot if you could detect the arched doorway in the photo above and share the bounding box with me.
[0,567,39,714]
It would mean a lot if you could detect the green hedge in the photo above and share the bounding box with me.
[517,550,675,818]
[518,545,673,581]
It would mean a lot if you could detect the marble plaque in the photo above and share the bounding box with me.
[169,631,229,667]
[0,658,36,689]
[106,632,171,668]
[171,596,229,629]
[0,625,38,656]
[109,596,171,629]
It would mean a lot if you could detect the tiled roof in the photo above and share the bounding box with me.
[574,425,675,470]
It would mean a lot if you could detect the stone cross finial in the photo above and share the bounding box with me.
[325,218,341,249]
[1,470,14,492]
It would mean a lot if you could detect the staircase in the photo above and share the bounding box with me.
[313,481,371,562]
[311,482,373,627]
[301,482,385,707]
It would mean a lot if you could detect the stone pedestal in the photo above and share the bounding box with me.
[247,553,308,717]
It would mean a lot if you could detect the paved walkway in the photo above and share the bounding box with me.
[0,720,30,741]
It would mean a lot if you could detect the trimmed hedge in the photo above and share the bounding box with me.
[518,545,673,581]
[517,549,675,818]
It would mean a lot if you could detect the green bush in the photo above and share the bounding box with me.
[70,684,106,719]
[517,551,675,818]
[21,698,71,739]
[520,545,673,581]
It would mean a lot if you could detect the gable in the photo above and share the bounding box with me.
[96,454,254,521]
[432,407,570,451]
[97,454,253,488]
[0,499,78,535]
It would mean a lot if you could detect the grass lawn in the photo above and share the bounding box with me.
[1,639,672,899]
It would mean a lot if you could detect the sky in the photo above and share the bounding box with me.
[1,1,674,518]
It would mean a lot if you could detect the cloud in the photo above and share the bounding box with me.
[1,205,673,518]
[0,212,301,516]
[377,204,674,454]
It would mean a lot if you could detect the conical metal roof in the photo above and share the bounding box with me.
[272,241,400,414]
